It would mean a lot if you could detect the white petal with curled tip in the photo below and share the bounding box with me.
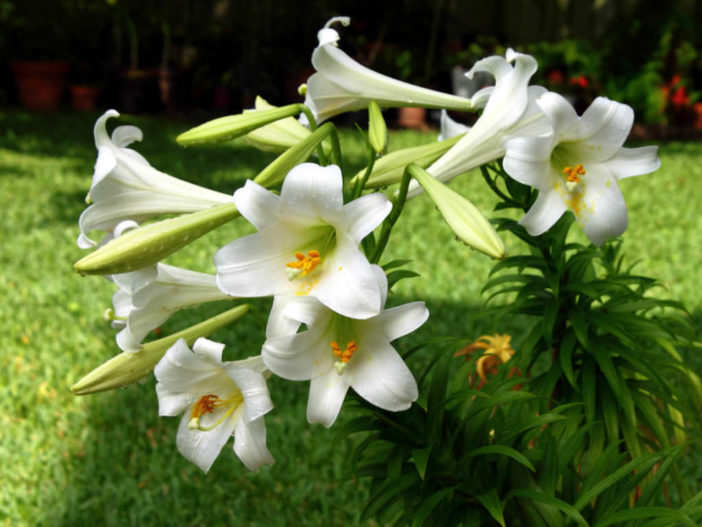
[225,367,273,422]
[233,417,275,471]
[503,135,555,190]
[579,97,634,154]
[519,188,568,237]
[536,92,581,140]
[438,110,470,141]
[232,179,281,230]
[346,337,418,412]
[312,230,382,319]
[306,368,350,427]
[573,165,628,246]
[607,146,661,180]
[364,302,429,343]
[176,408,238,473]
[111,125,143,148]
[265,295,303,338]
[343,193,392,243]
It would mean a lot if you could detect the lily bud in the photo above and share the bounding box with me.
[177,104,304,146]
[353,134,463,189]
[243,96,314,154]
[74,202,239,275]
[253,122,336,188]
[71,304,250,395]
[407,163,506,259]
[367,101,388,155]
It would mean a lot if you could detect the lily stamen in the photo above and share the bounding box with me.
[286,250,323,277]
[330,340,358,374]
[562,163,586,183]
[188,393,243,431]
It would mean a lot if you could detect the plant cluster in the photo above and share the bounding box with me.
[70,15,701,525]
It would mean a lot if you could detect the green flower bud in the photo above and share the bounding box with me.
[407,163,506,259]
[74,202,239,276]
[71,304,250,395]
[177,104,304,146]
[354,134,463,189]
[368,101,388,155]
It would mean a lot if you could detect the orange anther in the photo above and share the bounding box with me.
[286,249,323,276]
[562,164,586,183]
[190,394,219,420]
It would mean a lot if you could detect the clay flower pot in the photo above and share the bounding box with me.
[69,84,101,111]
[12,61,69,111]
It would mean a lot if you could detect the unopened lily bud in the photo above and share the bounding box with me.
[368,101,388,155]
[74,202,239,275]
[407,163,506,259]
[353,134,463,189]
[71,304,250,395]
[243,96,313,153]
[253,122,336,188]
[177,104,304,146]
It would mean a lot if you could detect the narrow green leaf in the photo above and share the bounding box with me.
[509,489,588,527]
[594,507,695,527]
[468,445,535,472]
[475,489,506,527]
[411,486,458,527]
[411,446,432,480]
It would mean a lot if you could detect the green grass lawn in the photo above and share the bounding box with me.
[1,110,700,526]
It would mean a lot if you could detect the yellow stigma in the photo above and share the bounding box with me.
[562,163,586,184]
[286,249,322,277]
[330,340,358,374]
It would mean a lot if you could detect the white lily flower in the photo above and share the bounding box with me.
[303,17,472,123]
[262,266,428,427]
[155,338,274,473]
[503,92,660,246]
[411,49,551,198]
[111,263,232,353]
[215,163,391,320]
[78,110,233,249]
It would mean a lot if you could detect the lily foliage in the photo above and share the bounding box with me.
[70,15,701,526]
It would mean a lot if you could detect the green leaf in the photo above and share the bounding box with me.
[574,452,662,511]
[467,445,535,472]
[508,489,588,527]
[411,446,432,480]
[594,507,696,527]
[386,269,420,290]
[361,473,419,521]
[475,489,506,527]
[559,330,578,389]
[411,486,458,527]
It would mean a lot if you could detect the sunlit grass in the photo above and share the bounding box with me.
[1,110,700,525]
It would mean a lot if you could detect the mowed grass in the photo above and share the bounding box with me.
[1,110,700,526]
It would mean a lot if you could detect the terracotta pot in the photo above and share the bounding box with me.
[69,84,100,111]
[12,61,69,111]
[397,106,427,130]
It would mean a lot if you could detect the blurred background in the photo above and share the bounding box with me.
[2,0,702,135]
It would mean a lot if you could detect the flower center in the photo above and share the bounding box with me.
[188,393,243,431]
[286,250,323,279]
[562,163,585,191]
[330,340,358,374]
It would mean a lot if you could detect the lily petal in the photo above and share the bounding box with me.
[176,409,238,473]
[519,187,568,237]
[233,417,275,471]
[306,368,349,427]
[343,193,392,243]
[606,146,661,180]
[346,337,418,411]
[232,179,281,230]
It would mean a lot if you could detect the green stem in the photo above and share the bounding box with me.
[370,167,411,264]
[353,146,377,200]
[328,126,343,167]
[297,103,328,164]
